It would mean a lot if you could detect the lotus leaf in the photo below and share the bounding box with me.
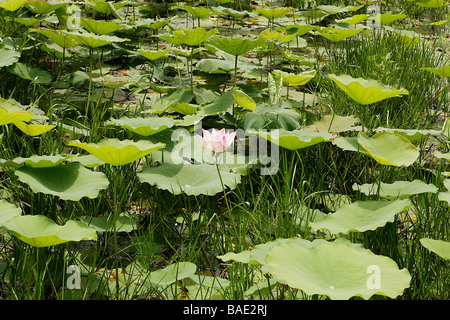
[257,129,332,150]
[15,162,109,201]
[68,139,165,166]
[353,180,438,199]
[420,238,450,260]
[3,155,68,169]
[1,215,97,247]
[265,238,411,299]
[0,200,22,225]
[105,117,175,136]
[420,66,450,78]
[310,198,413,234]
[327,74,409,105]
[137,163,241,196]
[357,132,419,166]
[14,121,55,136]
[0,98,33,126]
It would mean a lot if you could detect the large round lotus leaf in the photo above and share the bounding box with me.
[415,0,448,8]
[183,6,217,19]
[315,27,362,42]
[357,132,419,167]
[1,215,97,247]
[0,0,27,11]
[145,262,197,287]
[306,114,359,133]
[207,36,265,57]
[420,66,450,78]
[61,31,128,48]
[257,129,332,150]
[161,27,218,47]
[0,48,20,67]
[67,155,106,168]
[7,62,52,84]
[15,162,109,201]
[353,180,438,199]
[265,238,411,300]
[105,117,175,136]
[255,6,292,20]
[68,138,165,166]
[273,69,317,86]
[373,13,407,25]
[80,18,126,35]
[420,238,450,260]
[328,74,409,105]
[232,88,256,111]
[13,121,55,136]
[137,163,241,196]
[30,28,80,48]
[310,199,413,234]
[138,49,170,61]
[3,155,68,169]
[0,200,22,225]
[0,97,33,126]
[374,127,441,142]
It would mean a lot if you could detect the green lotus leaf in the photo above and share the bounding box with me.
[162,27,218,47]
[232,88,256,111]
[207,36,265,57]
[415,0,448,8]
[25,0,67,15]
[311,198,413,234]
[169,103,198,115]
[15,162,109,201]
[0,200,22,225]
[0,48,20,67]
[315,27,362,42]
[106,116,175,136]
[328,74,409,105]
[1,215,97,247]
[260,29,296,43]
[434,151,450,161]
[255,6,292,20]
[316,5,352,14]
[306,115,359,133]
[336,14,369,25]
[80,215,139,233]
[138,49,170,61]
[373,13,407,25]
[0,0,27,11]
[273,69,317,86]
[420,238,450,260]
[279,24,314,37]
[3,155,68,169]
[68,138,165,166]
[195,58,237,74]
[430,19,448,26]
[353,180,438,199]
[145,262,197,287]
[0,98,33,126]
[137,163,241,196]
[222,7,252,18]
[13,121,55,136]
[357,132,419,167]
[87,1,125,18]
[67,154,106,168]
[31,28,80,48]
[420,66,450,78]
[265,238,411,299]
[61,31,128,48]
[374,127,441,142]
[134,18,170,30]
[384,26,421,47]
[257,129,332,150]
[7,62,52,84]
[332,136,367,153]
[80,18,126,35]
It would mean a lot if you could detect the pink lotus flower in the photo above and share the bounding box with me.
[198,128,236,154]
